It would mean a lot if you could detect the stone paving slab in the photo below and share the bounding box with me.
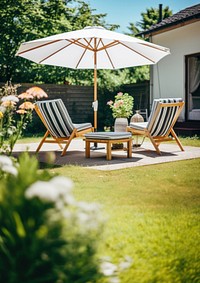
[13,139,200,171]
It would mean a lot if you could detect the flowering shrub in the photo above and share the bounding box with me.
[0,153,131,283]
[107,92,134,119]
[0,82,47,155]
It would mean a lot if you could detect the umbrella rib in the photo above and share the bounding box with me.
[99,39,115,69]
[96,38,102,50]
[140,42,169,52]
[120,42,156,63]
[39,41,74,64]
[17,40,63,55]
[82,38,95,50]
[75,38,93,68]
[97,40,120,52]
[18,38,95,59]
[67,38,93,51]
[71,38,120,53]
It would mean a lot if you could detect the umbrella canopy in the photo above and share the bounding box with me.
[16,26,170,130]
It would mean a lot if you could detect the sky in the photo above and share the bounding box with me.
[87,0,200,33]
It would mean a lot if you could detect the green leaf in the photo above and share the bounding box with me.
[13,212,26,238]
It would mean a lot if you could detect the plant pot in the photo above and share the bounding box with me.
[114,117,128,132]
[113,118,128,149]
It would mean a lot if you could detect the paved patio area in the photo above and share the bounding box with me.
[13,138,200,171]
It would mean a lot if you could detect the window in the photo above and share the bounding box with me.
[186,53,200,120]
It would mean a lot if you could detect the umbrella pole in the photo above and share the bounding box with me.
[91,57,99,149]
[91,47,105,150]
[94,66,97,131]
[92,49,98,149]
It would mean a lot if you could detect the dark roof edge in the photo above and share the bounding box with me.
[138,11,200,37]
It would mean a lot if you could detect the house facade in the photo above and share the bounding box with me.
[141,4,200,123]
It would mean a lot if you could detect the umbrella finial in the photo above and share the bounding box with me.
[84,26,105,30]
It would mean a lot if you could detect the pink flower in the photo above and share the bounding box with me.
[16,109,27,114]
[107,92,133,119]
[26,86,48,99]
[18,92,34,100]
[19,101,35,110]
[1,100,16,107]
[107,100,113,105]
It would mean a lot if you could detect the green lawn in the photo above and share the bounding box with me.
[52,161,200,283]
[18,136,200,282]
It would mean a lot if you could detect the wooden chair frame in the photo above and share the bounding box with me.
[127,99,185,155]
[35,99,93,156]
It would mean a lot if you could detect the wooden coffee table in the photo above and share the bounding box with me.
[84,132,132,160]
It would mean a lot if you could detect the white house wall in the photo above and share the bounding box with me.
[151,21,200,121]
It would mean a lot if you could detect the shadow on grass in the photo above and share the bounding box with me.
[39,162,62,169]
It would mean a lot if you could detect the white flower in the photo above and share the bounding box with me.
[0,106,6,113]
[1,164,18,176]
[100,261,117,276]
[77,211,91,223]
[63,194,75,205]
[76,202,104,230]
[118,256,133,270]
[50,176,73,193]
[0,155,18,176]
[25,176,74,203]
[25,181,56,202]
[1,95,19,103]
[109,277,120,283]
[0,155,13,167]
[55,193,75,209]
[50,176,75,205]
[78,201,101,213]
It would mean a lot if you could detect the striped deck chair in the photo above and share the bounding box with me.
[127,98,185,155]
[35,99,94,156]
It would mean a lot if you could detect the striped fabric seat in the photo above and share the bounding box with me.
[127,98,185,155]
[35,99,93,156]
[147,98,183,137]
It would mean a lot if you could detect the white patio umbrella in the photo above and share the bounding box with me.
[16,26,170,130]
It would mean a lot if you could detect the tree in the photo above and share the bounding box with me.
[0,0,113,84]
[138,6,172,30]
[0,0,74,82]
[125,6,172,85]
[127,5,172,33]
[126,22,139,37]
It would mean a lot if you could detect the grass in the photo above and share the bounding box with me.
[50,160,200,283]
[18,135,200,282]
[17,135,43,143]
[59,161,200,282]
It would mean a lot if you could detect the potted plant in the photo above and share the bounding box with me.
[107,92,134,132]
